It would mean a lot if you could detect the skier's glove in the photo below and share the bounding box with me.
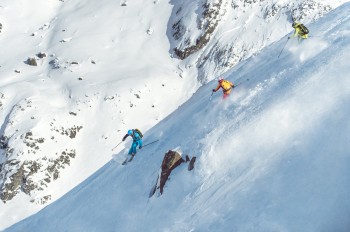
[212,89,215,92]
[139,146,142,149]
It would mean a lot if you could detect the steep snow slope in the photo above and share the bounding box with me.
[0,0,196,227]
[1,0,350,229]
[6,3,350,232]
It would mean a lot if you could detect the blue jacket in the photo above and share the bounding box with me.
[122,130,142,142]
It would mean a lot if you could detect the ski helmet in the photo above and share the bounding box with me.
[128,130,133,135]
[218,78,223,83]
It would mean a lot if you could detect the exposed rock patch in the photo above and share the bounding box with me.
[26,57,38,66]
[50,125,83,139]
[36,52,47,59]
[0,92,4,108]
[173,0,223,60]
[0,118,82,203]
[0,149,76,203]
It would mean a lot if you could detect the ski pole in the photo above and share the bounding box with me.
[112,141,123,151]
[278,37,290,59]
[235,78,250,87]
[142,139,159,148]
[209,91,214,101]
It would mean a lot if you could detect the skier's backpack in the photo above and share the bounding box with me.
[221,80,232,91]
[299,24,309,35]
[134,128,143,138]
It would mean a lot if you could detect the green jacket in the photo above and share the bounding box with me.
[292,22,308,39]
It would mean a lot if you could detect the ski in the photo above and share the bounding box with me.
[149,168,161,198]
[121,157,128,165]
[128,155,135,162]
[121,154,134,165]
[188,156,196,171]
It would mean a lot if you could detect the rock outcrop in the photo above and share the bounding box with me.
[0,124,80,203]
[0,106,83,204]
[169,0,335,83]
[26,57,38,66]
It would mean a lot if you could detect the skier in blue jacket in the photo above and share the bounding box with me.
[122,129,143,158]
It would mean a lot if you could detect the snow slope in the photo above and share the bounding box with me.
[0,0,196,227]
[6,2,350,232]
[168,0,350,82]
[1,0,349,229]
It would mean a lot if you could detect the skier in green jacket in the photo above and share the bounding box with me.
[290,22,309,41]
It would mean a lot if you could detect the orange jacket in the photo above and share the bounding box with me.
[214,79,234,94]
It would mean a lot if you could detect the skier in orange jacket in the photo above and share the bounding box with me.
[212,78,235,99]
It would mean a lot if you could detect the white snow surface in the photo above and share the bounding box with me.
[1,0,196,228]
[4,2,350,232]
